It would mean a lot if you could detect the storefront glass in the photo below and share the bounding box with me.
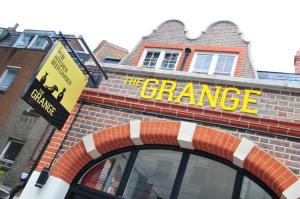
[72,148,276,199]
[240,176,272,199]
[177,154,236,199]
[124,150,182,199]
[80,153,130,195]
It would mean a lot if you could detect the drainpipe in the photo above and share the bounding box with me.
[179,48,191,71]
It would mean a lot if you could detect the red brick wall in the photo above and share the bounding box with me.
[97,72,300,123]
[0,47,46,126]
[89,40,128,63]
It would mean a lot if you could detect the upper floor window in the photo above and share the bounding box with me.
[142,51,160,67]
[0,66,19,92]
[104,57,121,64]
[193,54,213,73]
[0,138,24,168]
[13,30,54,50]
[190,52,238,76]
[139,49,180,71]
[215,55,235,74]
[161,52,179,70]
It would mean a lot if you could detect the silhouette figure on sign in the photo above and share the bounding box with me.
[45,85,58,94]
[57,88,66,102]
[40,72,48,85]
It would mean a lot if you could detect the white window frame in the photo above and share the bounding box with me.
[13,31,54,50]
[13,33,36,48]
[0,138,24,161]
[0,66,20,91]
[189,52,238,76]
[138,48,181,71]
[29,35,50,50]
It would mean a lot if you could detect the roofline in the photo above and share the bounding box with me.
[93,40,128,53]
[98,63,300,92]
[258,70,300,75]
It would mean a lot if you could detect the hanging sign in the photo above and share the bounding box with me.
[21,41,88,130]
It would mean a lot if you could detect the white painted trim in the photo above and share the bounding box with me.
[189,51,238,76]
[7,65,21,70]
[281,179,300,199]
[233,137,255,168]
[130,120,143,145]
[138,48,181,71]
[19,171,70,199]
[177,121,197,149]
[82,134,101,159]
[0,67,19,91]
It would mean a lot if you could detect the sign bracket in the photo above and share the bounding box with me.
[52,32,108,88]
[58,32,99,88]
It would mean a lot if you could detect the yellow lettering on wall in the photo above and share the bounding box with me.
[198,85,222,108]
[175,82,195,105]
[220,87,240,111]
[155,80,176,102]
[136,78,144,87]
[241,89,262,114]
[131,76,262,115]
[140,78,159,99]
[124,76,130,85]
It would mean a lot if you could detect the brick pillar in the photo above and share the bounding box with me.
[294,50,300,74]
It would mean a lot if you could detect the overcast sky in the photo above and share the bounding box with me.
[1,0,300,73]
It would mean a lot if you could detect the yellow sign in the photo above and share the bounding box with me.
[124,76,262,114]
[22,41,88,130]
[36,41,88,112]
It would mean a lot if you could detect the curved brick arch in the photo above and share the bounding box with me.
[50,120,299,198]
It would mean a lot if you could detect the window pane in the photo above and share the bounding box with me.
[0,69,18,90]
[240,176,272,199]
[149,61,156,67]
[80,153,130,195]
[160,53,179,70]
[124,150,182,199]
[215,55,235,74]
[177,155,236,199]
[30,36,48,50]
[194,54,212,73]
[15,34,34,48]
[146,52,153,58]
[215,55,225,72]
[2,141,23,161]
[224,56,235,73]
[164,53,171,60]
[143,52,160,68]
[103,58,121,64]
[153,52,160,58]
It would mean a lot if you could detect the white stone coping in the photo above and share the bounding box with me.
[281,179,300,199]
[177,121,197,149]
[19,171,70,199]
[82,134,101,159]
[97,63,300,92]
[233,137,256,168]
[130,120,143,145]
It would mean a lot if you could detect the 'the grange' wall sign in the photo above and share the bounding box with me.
[124,76,262,114]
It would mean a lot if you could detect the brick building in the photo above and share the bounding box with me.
[0,26,128,198]
[91,40,128,64]
[20,20,300,199]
